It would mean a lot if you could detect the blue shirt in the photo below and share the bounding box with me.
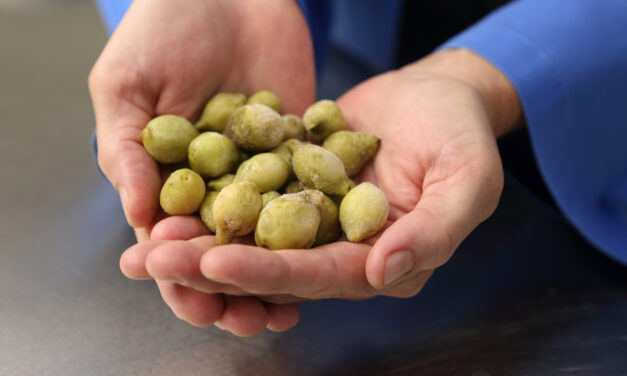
[95,0,627,264]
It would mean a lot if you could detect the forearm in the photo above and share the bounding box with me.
[403,48,523,138]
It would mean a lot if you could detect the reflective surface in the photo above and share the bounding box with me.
[1,3,625,375]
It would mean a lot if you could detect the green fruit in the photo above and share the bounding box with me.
[255,190,324,250]
[160,169,206,215]
[302,99,346,141]
[199,191,219,233]
[339,182,389,242]
[292,144,352,195]
[224,104,285,152]
[234,153,290,192]
[212,181,263,245]
[261,191,280,208]
[313,194,341,246]
[188,132,239,178]
[247,90,282,113]
[285,181,304,194]
[142,115,198,163]
[322,131,380,177]
[195,93,247,132]
[271,138,303,182]
[270,139,302,165]
[326,179,356,207]
[282,114,306,140]
[207,174,235,191]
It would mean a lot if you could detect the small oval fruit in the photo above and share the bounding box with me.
[322,131,380,177]
[282,114,306,140]
[199,191,219,233]
[142,115,198,163]
[195,93,247,132]
[313,194,341,246]
[212,181,263,245]
[188,132,239,178]
[234,153,291,192]
[247,90,282,113]
[302,99,346,141]
[160,169,206,215]
[224,104,285,152]
[255,191,323,250]
[339,182,389,242]
[271,139,302,165]
[207,174,235,191]
[261,191,280,208]
[285,181,304,194]
[292,144,352,195]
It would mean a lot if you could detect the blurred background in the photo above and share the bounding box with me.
[0,1,625,375]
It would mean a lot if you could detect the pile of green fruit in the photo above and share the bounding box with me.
[142,90,389,250]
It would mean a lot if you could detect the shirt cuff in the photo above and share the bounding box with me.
[439,6,627,264]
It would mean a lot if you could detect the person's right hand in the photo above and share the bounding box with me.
[89,0,315,335]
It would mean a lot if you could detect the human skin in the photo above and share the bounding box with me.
[120,47,523,336]
[88,0,314,335]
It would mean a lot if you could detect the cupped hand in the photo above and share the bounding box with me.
[89,0,315,236]
[89,0,315,335]
[121,49,521,325]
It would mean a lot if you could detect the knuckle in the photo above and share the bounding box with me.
[89,60,143,100]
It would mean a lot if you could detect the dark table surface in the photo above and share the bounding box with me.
[1,2,625,375]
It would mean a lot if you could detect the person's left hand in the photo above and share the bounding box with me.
[122,49,520,334]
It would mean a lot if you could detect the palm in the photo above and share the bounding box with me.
[128,68,503,305]
[91,0,314,231]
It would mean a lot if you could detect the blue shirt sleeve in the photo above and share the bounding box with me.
[441,0,627,264]
[93,0,131,35]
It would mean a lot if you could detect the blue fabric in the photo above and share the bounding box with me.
[93,0,132,35]
[297,0,332,75]
[441,0,627,264]
[329,0,405,72]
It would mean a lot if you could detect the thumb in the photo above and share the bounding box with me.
[365,157,503,290]
[90,74,161,228]
[96,118,161,229]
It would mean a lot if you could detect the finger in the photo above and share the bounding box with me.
[134,228,151,242]
[136,210,169,242]
[381,269,435,298]
[89,68,160,229]
[120,240,167,279]
[97,117,160,229]
[265,303,300,332]
[156,280,224,327]
[366,145,503,289]
[215,296,268,337]
[150,215,210,240]
[199,242,375,300]
[144,237,245,296]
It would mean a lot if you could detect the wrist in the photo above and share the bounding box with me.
[406,48,523,138]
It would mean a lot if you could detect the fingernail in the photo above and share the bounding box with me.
[120,187,130,221]
[384,250,414,285]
